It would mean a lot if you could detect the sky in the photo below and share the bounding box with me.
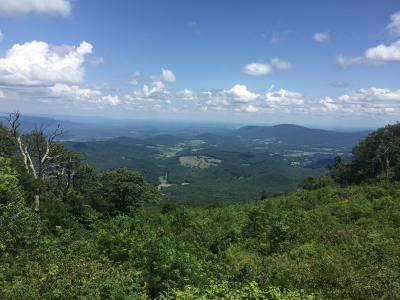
[0,0,400,127]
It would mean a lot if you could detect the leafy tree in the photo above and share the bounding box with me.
[97,168,160,215]
[330,123,400,184]
[0,156,37,256]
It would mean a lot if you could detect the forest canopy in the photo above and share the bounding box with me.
[0,115,399,299]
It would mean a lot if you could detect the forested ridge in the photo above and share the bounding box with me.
[0,114,399,299]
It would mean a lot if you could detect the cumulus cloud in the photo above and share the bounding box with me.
[177,89,196,101]
[387,11,400,37]
[152,68,176,83]
[243,63,272,76]
[337,12,400,67]
[319,96,341,112]
[338,40,400,67]
[241,104,259,113]
[47,83,121,106]
[48,83,101,99]
[0,0,71,17]
[365,40,400,62]
[42,82,400,116]
[228,84,259,101]
[265,89,305,107]
[243,59,291,76]
[101,95,121,106]
[0,40,92,86]
[339,87,400,102]
[143,81,165,97]
[313,32,330,42]
[319,88,400,115]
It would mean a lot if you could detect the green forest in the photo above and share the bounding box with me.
[0,113,399,299]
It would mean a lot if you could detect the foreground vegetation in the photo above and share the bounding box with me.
[0,115,399,299]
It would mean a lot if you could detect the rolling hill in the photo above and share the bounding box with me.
[234,124,370,148]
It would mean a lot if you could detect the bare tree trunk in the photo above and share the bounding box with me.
[6,112,63,215]
[33,194,40,213]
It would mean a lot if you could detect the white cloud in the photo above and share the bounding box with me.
[337,11,400,67]
[241,104,259,113]
[89,57,105,66]
[387,11,400,37]
[152,68,176,83]
[0,40,92,86]
[270,58,292,70]
[319,88,400,115]
[143,81,165,97]
[0,0,71,17]
[313,32,330,42]
[177,89,196,100]
[0,89,5,98]
[49,83,101,98]
[365,40,400,62]
[339,87,400,102]
[0,29,3,42]
[229,84,259,101]
[319,96,341,111]
[47,83,121,107]
[243,63,272,76]
[243,59,291,76]
[265,89,305,107]
[101,95,121,106]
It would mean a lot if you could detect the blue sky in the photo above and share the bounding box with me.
[0,0,399,127]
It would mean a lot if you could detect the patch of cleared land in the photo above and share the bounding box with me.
[188,139,205,146]
[158,173,174,190]
[155,140,206,159]
[179,155,222,169]
[156,145,185,158]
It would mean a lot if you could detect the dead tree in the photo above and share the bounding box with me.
[7,112,63,213]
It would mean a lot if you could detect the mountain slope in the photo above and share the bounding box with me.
[234,124,370,148]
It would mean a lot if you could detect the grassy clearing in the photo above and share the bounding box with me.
[156,145,185,158]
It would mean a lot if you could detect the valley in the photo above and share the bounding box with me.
[64,124,369,203]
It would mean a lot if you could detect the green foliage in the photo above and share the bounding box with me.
[299,175,334,190]
[0,125,15,157]
[64,133,325,204]
[0,156,37,261]
[331,123,400,184]
[96,168,160,215]
[1,121,400,299]
[158,281,316,299]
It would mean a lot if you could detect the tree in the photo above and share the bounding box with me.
[6,112,63,213]
[329,123,400,184]
[97,168,160,215]
[0,124,16,157]
[0,156,37,255]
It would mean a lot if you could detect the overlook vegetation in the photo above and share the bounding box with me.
[0,114,399,299]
